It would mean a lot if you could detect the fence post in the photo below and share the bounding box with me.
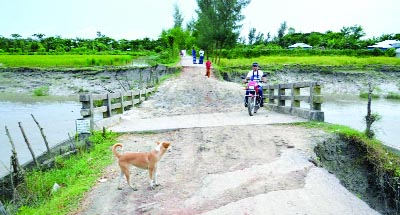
[5,126,22,172]
[131,91,134,106]
[120,92,124,114]
[6,126,24,189]
[103,93,112,118]
[291,83,300,108]
[268,85,274,104]
[311,82,322,111]
[278,84,285,106]
[79,94,93,132]
[309,82,324,121]
[18,122,40,169]
[139,89,143,103]
[89,94,94,130]
[31,114,54,161]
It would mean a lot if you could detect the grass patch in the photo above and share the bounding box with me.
[157,68,181,84]
[33,86,49,96]
[359,91,380,99]
[385,92,400,100]
[0,55,133,68]
[219,56,400,68]
[5,130,118,215]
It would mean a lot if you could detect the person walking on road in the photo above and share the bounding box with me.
[205,58,212,78]
[192,47,197,64]
[199,49,205,64]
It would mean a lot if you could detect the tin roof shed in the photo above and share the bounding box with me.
[367,40,400,50]
[288,43,312,49]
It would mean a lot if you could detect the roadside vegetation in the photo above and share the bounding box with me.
[4,130,118,215]
[218,56,400,69]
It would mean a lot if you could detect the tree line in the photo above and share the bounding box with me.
[0,32,164,55]
[246,22,400,50]
[1,0,399,63]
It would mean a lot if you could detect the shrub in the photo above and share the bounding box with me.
[359,91,379,99]
[33,86,49,96]
[384,48,396,57]
[385,92,400,100]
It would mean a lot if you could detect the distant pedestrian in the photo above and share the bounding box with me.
[192,47,197,64]
[199,49,205,64]
[205,58,212,78]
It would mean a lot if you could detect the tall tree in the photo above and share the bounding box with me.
[195,0,250,63]
[254,32,264,45]
[276,21,287,46]
[248,27,256,45]
[340,25,366,49]
[173,3,184,28]
[248,28,264,45]
[32,33,45,40]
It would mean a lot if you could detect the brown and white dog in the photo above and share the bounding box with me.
[112,142,171,190]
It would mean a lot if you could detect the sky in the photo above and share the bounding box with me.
[1,0,399,41]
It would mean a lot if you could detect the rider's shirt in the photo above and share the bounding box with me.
[246,70,263,81]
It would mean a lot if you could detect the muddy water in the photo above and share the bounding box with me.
[0,94,81,177]
[323,94,400,150]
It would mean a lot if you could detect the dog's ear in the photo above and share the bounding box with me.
[162,142,170,148]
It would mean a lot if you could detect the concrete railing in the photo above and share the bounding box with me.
[266,82,324,121]
[79,87,155,129]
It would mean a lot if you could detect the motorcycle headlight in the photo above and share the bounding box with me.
[248,86,255,90]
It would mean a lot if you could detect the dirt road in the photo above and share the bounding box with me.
[72,57,379,215]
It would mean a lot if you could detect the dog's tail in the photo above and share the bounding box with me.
[112,143,123,159]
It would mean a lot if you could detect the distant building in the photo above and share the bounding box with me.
[367,40,400,51]
[288,43,312,50]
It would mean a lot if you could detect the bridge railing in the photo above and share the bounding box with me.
[79,87,155,129]
[266,81,324,121]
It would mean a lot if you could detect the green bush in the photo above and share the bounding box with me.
[33,86,49,96]
[385,92,400,100]
[385,48,396,57]
[219,46,394,59]
[359,91,380,99]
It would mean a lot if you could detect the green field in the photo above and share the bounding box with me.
[1,55,399,69]
[0,55,133,68]
[219,56,400,67]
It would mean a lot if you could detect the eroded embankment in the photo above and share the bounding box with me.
[0,65,179,96]
[314,134,400,215]
[217,64,400,95]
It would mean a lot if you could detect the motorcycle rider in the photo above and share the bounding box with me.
[243,62,266,107]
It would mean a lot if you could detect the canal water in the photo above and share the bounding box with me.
[323,94,400,150]
[0,94,399,177]
[0,94,81,178]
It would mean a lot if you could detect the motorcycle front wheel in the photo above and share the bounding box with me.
[248,96,255,116]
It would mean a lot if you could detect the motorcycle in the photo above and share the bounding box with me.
[241,74,266,116]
